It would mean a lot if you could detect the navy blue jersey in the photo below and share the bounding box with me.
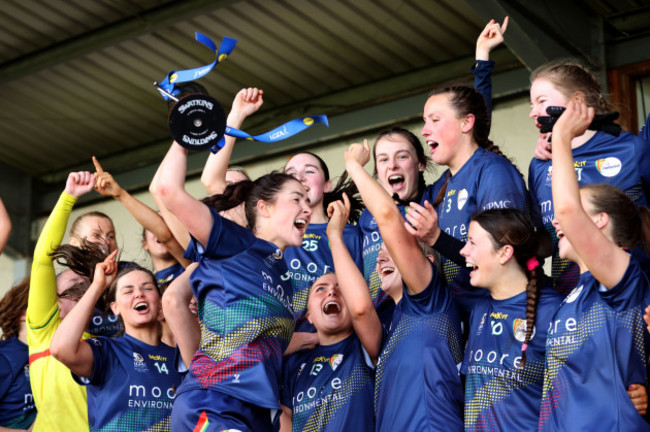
[539,258,650,431]
[0,337,36,429]
[177,208,295,410]
[529,131,650,295]
[374,261,464,431]
[283,223,363,332]
[422,148,530,310]
[463,286,562,431]
[281,333,374,432]
[155,263,185,287]
[358,207,405,325]
[73,334,182,432]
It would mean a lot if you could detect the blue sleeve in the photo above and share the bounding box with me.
[402,261,450,316]
[633,134,650,196]
[343,224,364,272]
[639,112,650,143]
[599,257,650,312]
[472,60,495,116]
[476,158,529,212]
[280,354,299,408]
[72,337,111,387]
[202,207,255,259]
[527,161,544,228]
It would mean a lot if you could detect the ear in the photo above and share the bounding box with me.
[141,238,148,251]
[426,254,435,264]
[498,244,515,265]
[461,114,476,134]
[324,179,333,194]
[109,302,120,316]
[594,212,609,229]
[306,311,313,325]
[418,161,426,173]
[257,199,271,218]
[69,236,81,247]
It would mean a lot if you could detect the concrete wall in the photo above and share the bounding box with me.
[0,94,539,297]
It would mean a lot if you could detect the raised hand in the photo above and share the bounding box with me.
[404,200,441,246]
[92,249,118,291]
[326,193,351,239]
[229,87,264,127]
[476,16,508,61]
[65,171,96,198]
[92,156,124,198]
[552,97,595,147]
[345,139,371,168]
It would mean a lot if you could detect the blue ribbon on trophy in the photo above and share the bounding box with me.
[154,33,328,152]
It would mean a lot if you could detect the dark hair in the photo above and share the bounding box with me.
[202,172,300,232]
[428,86,513,207]
[531,60,611,114]
[227,166,250,181]
[70,210,115,243]
[582,184,650,253]
[472,208,544,367]
[50,240,109,281]
[104,264,159,307]
[372,127,432,201]
[285,152,363,224]
[0,277,30,340]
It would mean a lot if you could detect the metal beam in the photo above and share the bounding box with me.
[0,0,237,83]
[466,0,595,71]
[32,63,531,215]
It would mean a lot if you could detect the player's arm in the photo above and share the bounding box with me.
[327,194,382,363]
[201,88,263,195]
[93,157,189,267]
[50,251,118,378]
[278,405,292,432]
[551,98,629,288]
[161,263,200,368]
[345,140,432,295]
[0,197,11,256]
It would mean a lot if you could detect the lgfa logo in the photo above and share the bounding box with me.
[596,157,622,177]
[457,189,468,210]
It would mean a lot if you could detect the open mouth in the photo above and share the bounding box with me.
[427,141,439,151]
[380,266,395,277]
[466,262,478,273]
[294,219,307,229]
[134,302,149,312]
[323,301,341,315]
[388,175,404,187]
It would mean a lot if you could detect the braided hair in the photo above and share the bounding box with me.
[472,208,545,367]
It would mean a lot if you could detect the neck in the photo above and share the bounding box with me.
[388,286,403,304]
[151,256,178,273]
[310,205,329,224]
[449,142,478,176]
[18,322,27,344]
[160,321,175,347]
[317,327,353,346]
[489,266,528,300]
[125,323,161,346]
[570,129,596,149]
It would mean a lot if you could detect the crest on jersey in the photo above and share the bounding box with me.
[330,354,344,371]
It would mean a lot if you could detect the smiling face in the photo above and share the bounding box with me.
[374,135,424,201]
[262,179,312,250]
[376,243,402,296]
[142,230,171,261]
[529,77,569,130]
[306,273,352,337]
[110,270,160,330]
[284,153,332,210]
[422,93,467,169]
[71,215,117,254]
[460,221,503,289]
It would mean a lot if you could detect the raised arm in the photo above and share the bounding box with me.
[28,172,95,325]
[474,16,508,115]
[345,140,432,294]
[50,251,117,378]
[551,98,629,288]
[92,157,189,267]
[161,263,200,368]
[156,142,213,247]
[0,197,11,256]
[201,88,263,195]
[327,194,381,363]
[149,159,191,249]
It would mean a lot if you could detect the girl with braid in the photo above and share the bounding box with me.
[458,208,561,431]
[539,97,650,430]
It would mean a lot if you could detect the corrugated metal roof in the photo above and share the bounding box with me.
[0,0,649,185]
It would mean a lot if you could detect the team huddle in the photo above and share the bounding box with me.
[3,17,650,432]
